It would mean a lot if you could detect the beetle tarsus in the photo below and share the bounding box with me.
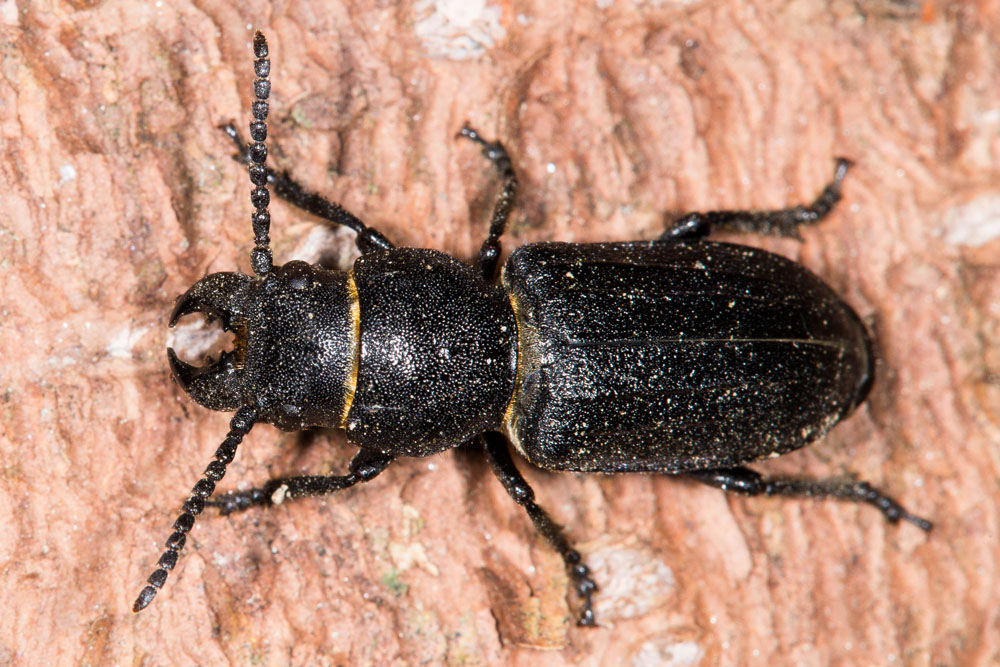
[566,549,598,626]
[851,481,934,531]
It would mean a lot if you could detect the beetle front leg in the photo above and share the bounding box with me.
[685,466,932,531]
[482,432,598,626]
[660,158,852,241]
[207,448,393,515]
[221,123,393,253]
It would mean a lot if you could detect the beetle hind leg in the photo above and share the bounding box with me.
[660,158,852,241]
[482,432,598,626]
[685,466,932,531]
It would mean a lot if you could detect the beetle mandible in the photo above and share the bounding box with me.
[134,32,931,625]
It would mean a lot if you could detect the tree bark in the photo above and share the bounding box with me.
[2,1,998,665]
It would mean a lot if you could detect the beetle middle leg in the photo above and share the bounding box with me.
[206,448,393,514]
[482,432,598,626]
[457,125,519,281]
[660,158,852,241]
[221,122,393,253]
[685,466,932,531]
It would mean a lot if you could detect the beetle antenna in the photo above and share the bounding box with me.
[133,406,258,612]
[248,31,272,277]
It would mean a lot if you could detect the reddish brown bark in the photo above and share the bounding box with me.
[2,1,998,665]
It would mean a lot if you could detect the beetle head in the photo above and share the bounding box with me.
[168,260,357,430]
[168,271,251,412]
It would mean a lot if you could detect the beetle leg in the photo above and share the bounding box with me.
[221,122,394,253]
[659,158,852,241]
[685,466,932,531]
[482,432,598,627]
[205,448,393,515]
[457,126,519,282]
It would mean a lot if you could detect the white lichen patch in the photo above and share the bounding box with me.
[389,539,440,577]
[939,193,1000,247]
[57,164,77,186]
[586,545,675,619]
[106,325,150,358]
[412,0,505,60]
[632,640,704,667]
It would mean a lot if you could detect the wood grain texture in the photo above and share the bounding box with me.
[1,1,998,664]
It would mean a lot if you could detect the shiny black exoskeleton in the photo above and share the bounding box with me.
[134,32,931,624]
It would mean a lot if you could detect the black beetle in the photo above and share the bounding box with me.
[134,32,931,624]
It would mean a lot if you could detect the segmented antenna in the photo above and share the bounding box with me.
[133,406,258,612]
[248,31,272,277]
[132,35,272,614]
